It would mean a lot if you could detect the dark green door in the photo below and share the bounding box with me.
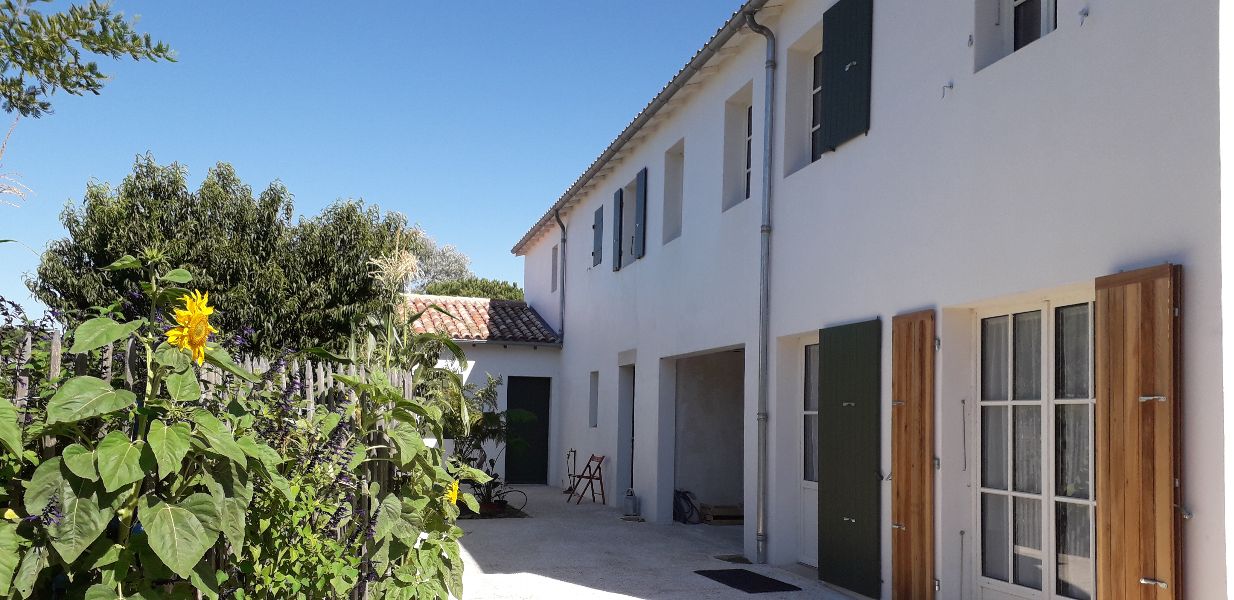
[505,376,551,484]
[817,319,881,598]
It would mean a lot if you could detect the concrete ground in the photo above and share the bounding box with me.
[459,485,852,599]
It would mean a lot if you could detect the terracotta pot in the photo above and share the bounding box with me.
[479,499,508,516]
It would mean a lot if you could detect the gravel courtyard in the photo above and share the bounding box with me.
[459,486,851,599]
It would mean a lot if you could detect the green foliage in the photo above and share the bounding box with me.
[0,257,487,598]
[0,0,175,117]
[29,155,476,355]
[425,277,524,301]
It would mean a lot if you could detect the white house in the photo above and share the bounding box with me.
[406,294,560,484]
[503,0,1231,598]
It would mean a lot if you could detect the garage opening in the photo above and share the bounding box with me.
[673,349,745,525]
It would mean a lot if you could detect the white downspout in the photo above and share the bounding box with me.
[745,10,776,565]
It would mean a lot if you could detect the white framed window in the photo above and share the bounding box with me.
[975,296,1094,599]
[744,105,754,200]
[551,244,559,292]
[803,343,819,483]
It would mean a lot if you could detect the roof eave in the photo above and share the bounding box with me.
[511,0,770,256]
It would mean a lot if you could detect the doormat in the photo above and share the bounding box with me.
[714,554,752,564]
[695,569,801,593]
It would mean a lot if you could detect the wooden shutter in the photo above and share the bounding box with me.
[819,0,873,153]
[591,206,604,267]
[633,167,648,259]
[611,188,624,271]
[891,310,935,599]
[1095,264,1182,599]
[817,318,881,598]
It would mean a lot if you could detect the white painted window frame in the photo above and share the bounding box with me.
[971,291,1096,600]
[802,342,820,488]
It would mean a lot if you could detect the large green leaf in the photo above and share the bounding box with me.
[139,499,215,579]
[164,370,201,402]
[372,494,401,543]
[153,343,192,373]
[236,435,282,470]
[218,498,245,556]
[146,421,191,479]
[12,545,45,598]
[192,412,247,467]
[386,422,425,467]
[188,563,221,600]
[69,317,144,354]
[50,476,111,563]
[23,457,63,514]
[180,493,221,535]
[160,268,193,284]
[203,346,260,384]
[102,255,141,271]
[0,522,18,596]
[96,432,148,492]
[0,397,22,459]
[62,443,98,481]
[46,376,136,425]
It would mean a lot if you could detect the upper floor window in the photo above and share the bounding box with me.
[975,0,1057,71]
[723,83,754,211]
[663,140,684,244]
[550,244,559,292]
[612,168,648,271]
[810,51,824,162]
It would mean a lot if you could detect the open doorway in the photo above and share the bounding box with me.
[673,349,745,522]
[617,365,636,494]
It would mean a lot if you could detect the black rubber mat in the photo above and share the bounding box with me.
[695,569,802,593]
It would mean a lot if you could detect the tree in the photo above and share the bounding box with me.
[0,0,174,118]
[28,155,475,354]
[424,277,524,301]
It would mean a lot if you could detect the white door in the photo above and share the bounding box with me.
[799,343,820,566]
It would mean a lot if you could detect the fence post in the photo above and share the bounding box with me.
[42,331,62,459]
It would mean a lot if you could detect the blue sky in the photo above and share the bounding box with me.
[0,1,741,311]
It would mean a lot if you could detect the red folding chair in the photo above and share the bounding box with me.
[568,454,606,505]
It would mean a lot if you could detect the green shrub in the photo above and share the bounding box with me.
[0,253,486,599]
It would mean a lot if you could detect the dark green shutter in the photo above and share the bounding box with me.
[817,318,881,598]
[611,188,624,271]
[592,206,604,267]
[819,0,873,154]
[633,168,648,259]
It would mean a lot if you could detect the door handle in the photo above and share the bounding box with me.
[1139,578,1168,589]
[1139,395,1167,403]
[891,523,906,531]
[841,516,856,523]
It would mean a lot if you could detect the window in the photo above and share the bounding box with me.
[810,50,823,162]
[722,83,754,210]
[550,245,559,292]
[744,106,753,200]
[978,301,1094,599]
[975,0,1058,71]
[803,344,819,482]
[663,140,684,244]
[591,206,603,267]
[588,371,599,428]
[612,168,648,271]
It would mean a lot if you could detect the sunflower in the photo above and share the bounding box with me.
[446,480,460,506]
[166,290,218,365]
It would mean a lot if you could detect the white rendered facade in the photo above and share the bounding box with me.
[515,0,1226,597]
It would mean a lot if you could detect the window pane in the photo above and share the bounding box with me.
[803,415,819,482]
[982,494,1010,582]
[1013,311,1041,400]
[1013,497,1043,590]
[804,344,819,411]
[982,406,1008,490]
[1014,0,1043,50]
[1013,406,1041,494]
[1056,404,1091,499]
[981,316,1009,401]
[1056,304,1091,399]
[1056,502,1094,600]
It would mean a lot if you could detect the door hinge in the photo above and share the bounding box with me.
[934,579,941,592]
[935,337,941,351]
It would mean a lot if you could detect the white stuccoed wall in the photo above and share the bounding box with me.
[519,0,1225,597]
